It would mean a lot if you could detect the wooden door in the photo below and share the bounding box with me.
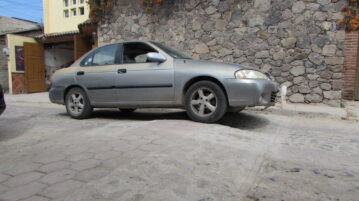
[74,35,92,60]
[24,42,46,93]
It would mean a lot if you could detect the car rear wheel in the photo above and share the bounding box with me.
[185,81,227,123]
[119,108,136,113]
[65,88,93,119]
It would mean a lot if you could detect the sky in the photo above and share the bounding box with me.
[0,0,43,23]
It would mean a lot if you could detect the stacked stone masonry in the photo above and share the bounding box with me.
[98,0,349,105]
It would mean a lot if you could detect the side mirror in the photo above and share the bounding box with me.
[146,52,167,63]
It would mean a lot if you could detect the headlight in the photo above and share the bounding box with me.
[235,70,269,80]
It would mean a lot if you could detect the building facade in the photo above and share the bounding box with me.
[43,0,90,34]
[97,0,359,105]
[0,16,42,92]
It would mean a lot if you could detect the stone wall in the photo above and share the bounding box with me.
[98,0,346,105]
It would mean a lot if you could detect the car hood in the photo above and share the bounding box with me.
[178,59,248,71]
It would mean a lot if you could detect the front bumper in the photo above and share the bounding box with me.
[49,87,65,105]
[223,78,279,107]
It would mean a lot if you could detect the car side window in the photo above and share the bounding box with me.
[80,44,118,67]
[123,43,158,64]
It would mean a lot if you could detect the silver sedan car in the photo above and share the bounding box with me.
[49,41,278,123]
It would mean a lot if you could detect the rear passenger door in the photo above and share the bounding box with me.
[75,44,120,104]
[115,42,174,103]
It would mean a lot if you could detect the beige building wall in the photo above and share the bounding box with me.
[43,0,89,34]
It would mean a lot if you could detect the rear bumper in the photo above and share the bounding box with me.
[49,87,65,104]
[223,78,279,107]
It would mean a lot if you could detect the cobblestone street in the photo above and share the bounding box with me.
[0,96,358,201]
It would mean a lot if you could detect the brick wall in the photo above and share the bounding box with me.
[11,73,26,94]
[343,31,359,100]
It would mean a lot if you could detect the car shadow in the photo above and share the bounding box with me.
[75,109,270,131]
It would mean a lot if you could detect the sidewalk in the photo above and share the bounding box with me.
[4,92,359,121]
[4,92,51,104]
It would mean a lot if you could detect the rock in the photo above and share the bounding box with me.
[332,80,343,90]
[332,73,343,79]
[254,0,271,11]
[308,53,324,65]
[281,37,297,48]
[306,94,323,103]
[289,168,301,172]
[131,24,140,33]
[282,9,293,20]
[289,94,305,103]
[192,21,201,30]
[218,48,232,57]
[320,83,332,90]
[273,50,285,60]
[258,31,271,40]
[268,26,278,34]
[307,74,319,80]
[325,57,344,65]
[313,87,323,94]
[299,85,311,93]
[205,6,217,15]
[309,80,319,88]
[312,169,321,174]
[265,10,282,26]
[292,1,306,13]
[312,35,330,48]
[202,21,215,32]
[322,22,332,31]
[281,81,293,87]
[291,60,304,66]
[215,20,227,30]
[248,15,264,27]
[261,64,272,73]
[195,43,209,54]
[307,3,320,10]
[290,66,305,76]
[293,76,305,84]
[218,1,229,12]
[323,45,337,56]
[318,0,331,5]
[255,51,269,59]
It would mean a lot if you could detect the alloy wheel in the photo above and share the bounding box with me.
[68,93,84,115]
[190,87,217,117]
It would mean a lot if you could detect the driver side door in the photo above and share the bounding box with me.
[115,42,175,104]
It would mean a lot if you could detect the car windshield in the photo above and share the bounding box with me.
[151,42,192,59]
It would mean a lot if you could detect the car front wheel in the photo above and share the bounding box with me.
[65,88,93,119]
[185,81,227,123]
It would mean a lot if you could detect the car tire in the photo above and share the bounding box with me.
[119,108,136,113]
[185,81,227,123]
[65,87,93,119]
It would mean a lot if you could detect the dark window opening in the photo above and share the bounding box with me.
[122,43,158,64]
[79,7,85,15]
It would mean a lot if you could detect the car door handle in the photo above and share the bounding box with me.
[77,71,85,76]
[118,69,127,74]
